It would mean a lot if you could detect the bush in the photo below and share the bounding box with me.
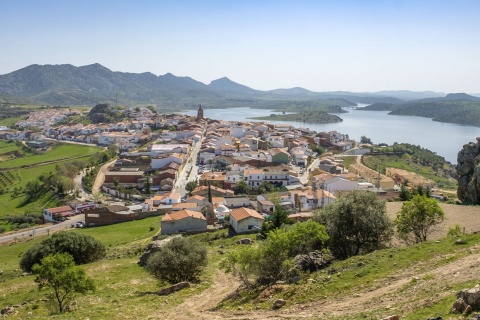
[146,237,207,284]
[395,195,445,243]
[20,232,106,271]
[314,191,393,259]
[221,220,329,287]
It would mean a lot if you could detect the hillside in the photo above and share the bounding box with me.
[0,63,416,108]
[359,93,480,127]
[2,204,480,319]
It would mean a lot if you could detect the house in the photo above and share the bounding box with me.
[161,209,207,235]
[257,199,275,213]
[230,207,264,234]
[191,185,234,198]
[224,196,251,209]
[270,148,290,164]
[43,205,74,222]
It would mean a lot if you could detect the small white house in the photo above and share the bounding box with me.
[230,207,264,234]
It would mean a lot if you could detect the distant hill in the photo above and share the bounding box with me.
[360,93,480,127]
[208,77,259,95]
[0,63,452,108]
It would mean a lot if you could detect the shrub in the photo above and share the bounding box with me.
[395,195,445,243]
[146,237,207,284]
[314,191,393,259]
[221,220,329,287]
[20,231,106,271]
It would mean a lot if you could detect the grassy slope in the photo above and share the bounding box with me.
[0,143,102,169]
[2,218,480,319]
[363,153,457,190]
[0,220,236,319]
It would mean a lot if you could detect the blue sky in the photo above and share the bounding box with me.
[1,0,479,92]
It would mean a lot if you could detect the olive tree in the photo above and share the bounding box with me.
[146,237,207,284]
[314,191,393,259]
[32,253,95,313]
[20,232,106,272]
[395,194,445,243]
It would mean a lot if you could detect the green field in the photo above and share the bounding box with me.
[0,142,104,221]
[0,143,102,169]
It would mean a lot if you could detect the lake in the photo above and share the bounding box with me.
[181,105,480,164]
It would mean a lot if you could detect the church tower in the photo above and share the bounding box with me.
[197,104,204,121]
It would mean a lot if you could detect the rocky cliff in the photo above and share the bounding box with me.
[456,137,480,204]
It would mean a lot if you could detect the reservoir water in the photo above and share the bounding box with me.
[181,105,480,164]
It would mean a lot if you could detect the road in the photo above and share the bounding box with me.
[174,139,203,196]
[0,214,85,245]
[92,158,117,194]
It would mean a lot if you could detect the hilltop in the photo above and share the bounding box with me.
[0,63,436,108]
[360,93,480,127]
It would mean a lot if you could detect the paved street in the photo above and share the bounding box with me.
[0,214,85,245]
[174,139,203,196]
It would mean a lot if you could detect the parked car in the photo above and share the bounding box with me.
[76,221,85,228]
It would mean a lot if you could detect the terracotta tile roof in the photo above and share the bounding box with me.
[46,206,73,214]
[172,202,198,209]
[162,209,206,221]
[230,207,264,222]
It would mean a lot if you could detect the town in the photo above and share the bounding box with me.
[0,104,404,237]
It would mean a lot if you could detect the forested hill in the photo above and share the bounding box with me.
[0,63,409,108]
[359,93,480,127]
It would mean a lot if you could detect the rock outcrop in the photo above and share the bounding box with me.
[138,235,181,266]
[293,251,333,272]
[456,138,480,204]
[452,285,480,314]
[158,282,190,296]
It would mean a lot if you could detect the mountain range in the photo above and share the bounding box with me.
[0,63,477,108]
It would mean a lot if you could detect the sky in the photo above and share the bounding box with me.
[1,0,479,93]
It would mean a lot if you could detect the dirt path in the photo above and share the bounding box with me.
[149,268,241,319]
[182,246,480,320]
[92,158,117,194]
[146,202,480,320]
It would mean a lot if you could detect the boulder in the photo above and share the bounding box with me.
[452,286,480,313]
[456,138,480,204]
[236,238,253,245]
[381,316,399,320]
[158,282,190,296]
[1,306,17,315]
[273,298,286,309]
[138,235,181,266]
[293,251,333,272]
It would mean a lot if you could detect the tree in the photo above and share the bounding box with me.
[260,194,291,238]
[20,232,106,272]
[398,183,412,201]
[360,135,372,144]
[234,180,249,195]
[314,191,393,259]
[395,195,445,243]
[221,221,329,287]
[32,253,95,313]
[144,174,151,195]
[146,237,207,284]
[185,181,198,194]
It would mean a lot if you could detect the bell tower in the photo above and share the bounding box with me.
[197,104,204,121]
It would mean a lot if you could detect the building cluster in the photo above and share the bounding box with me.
[22,105,384,237]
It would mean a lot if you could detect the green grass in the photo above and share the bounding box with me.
[0,218,219,319]
[0,143,102,169]
[217,232,480,317]
[363,154,457,190]
[339,156,357,169]
[2,221,479,319]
